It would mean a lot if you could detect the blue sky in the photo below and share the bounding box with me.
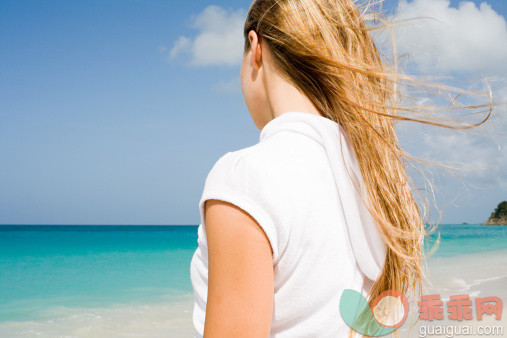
[1,0,506,225]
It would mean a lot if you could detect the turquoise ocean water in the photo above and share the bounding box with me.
[0,225,197,322]
[423,223,507,257]
[0,224,506,323]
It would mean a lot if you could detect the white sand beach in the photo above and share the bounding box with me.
[0,293,195,338]
[399,249,507,338]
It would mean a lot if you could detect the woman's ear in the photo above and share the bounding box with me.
[248,30,262,70]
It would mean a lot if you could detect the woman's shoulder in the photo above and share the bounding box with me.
[205,144,275,188]
[208,133,315,184]
[201,141,299,264]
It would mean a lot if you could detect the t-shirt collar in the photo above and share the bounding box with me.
[259,111,339,143]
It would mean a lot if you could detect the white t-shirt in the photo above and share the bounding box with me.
[190,111,387,337]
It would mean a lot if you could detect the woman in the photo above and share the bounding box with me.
[190,0,494,337]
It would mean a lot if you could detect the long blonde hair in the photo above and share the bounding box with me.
[243,0,498,336]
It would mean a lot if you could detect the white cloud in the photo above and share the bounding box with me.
[157,45,168,54]
[391,0,507,74]
[422,130,505,187]
[167,5,246,67]
[398,89,507,191]
[386,0,507,191]
[211,76,241,94]
[168,36,191,59]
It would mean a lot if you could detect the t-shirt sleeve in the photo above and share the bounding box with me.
[198,151,280,263]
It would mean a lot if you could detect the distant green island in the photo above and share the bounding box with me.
[482,201,507,226]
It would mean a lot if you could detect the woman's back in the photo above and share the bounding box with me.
[190,0,491,333]
[190,111,386,337]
